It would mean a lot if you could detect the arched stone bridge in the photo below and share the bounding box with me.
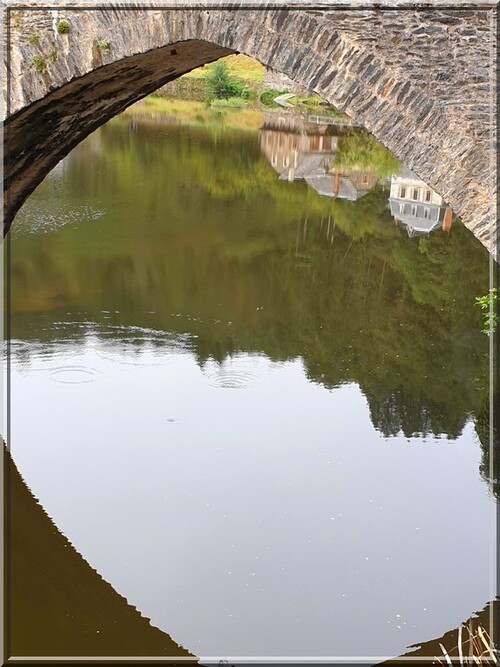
[4,3,497,257]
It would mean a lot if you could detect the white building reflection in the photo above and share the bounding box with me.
[389,167,453,236]
[261,113,454,237]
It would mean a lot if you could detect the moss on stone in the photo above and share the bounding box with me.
[56,19,70,35]
[95,38,111,55]
[31,55,47,73]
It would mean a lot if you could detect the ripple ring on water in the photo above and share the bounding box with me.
[202,370,257,390]
[48,366,102,384]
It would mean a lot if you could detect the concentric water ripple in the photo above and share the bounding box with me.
[202,358,260,389]
[48,365,102,384]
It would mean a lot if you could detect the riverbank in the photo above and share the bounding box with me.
[122,95,264,131]
[154,53,347,119]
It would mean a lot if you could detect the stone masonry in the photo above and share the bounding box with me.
[3,4,497,258]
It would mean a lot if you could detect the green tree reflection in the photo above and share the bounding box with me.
[12,115,490,449]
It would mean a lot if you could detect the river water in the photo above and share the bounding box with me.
[9,100,495,661]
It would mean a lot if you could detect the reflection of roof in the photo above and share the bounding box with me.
[304,175,335,197]
[278,153,332,180]
[390,199,442,234]
[393,166,420,181]
[305,175,373,201]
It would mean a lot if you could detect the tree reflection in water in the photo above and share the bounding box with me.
[7,102,496,658]
[12,109,491,461]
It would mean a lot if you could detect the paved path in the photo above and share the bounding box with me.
[273,93,296,108]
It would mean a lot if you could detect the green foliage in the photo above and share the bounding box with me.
[317,105,345,119]
[288,93,323,108]
[333,129,400,180]
[475,287,498,335]
[222,54,265,83]
[31,55,46,73]
[95,38,111,55]
[210,97,248,109]
[284,93,345,118]
[148,91,165,99]
[12,111,491,447]
[27,32,39,45]
[56,19,70,34]
[204,60,250,101]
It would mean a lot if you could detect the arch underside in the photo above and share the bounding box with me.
[4,40,235,230]
[4,7,496,257]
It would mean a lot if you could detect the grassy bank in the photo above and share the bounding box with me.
[158,54,266,102]
[122,96,264,131]
[155,54,346,116]
[182,53,266,84]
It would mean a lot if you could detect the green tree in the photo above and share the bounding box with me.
[205,60,250,101]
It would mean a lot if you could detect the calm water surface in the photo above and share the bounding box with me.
[10,102,495,660]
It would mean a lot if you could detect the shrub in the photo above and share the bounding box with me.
[96,38,111,55]
[31,55,47,73]
[205,60,250,101]
[27,33,39,45]
[56,19,70,34]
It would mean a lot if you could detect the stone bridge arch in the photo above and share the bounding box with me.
[4,5,496,257]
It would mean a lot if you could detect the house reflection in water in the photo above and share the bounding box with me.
[307,169,379,202]
[390,166,453,237]
[259,112,379,201]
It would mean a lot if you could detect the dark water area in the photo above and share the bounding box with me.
[6,448,194,658]
[8,102,496,660]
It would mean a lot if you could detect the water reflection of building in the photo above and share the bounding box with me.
[306,169,379,202]
[259,112,379,201]
[389,167,453,236]
[260,119,338,183]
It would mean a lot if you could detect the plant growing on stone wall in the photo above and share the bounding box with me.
[95,39,111,55]
[27,33,39,45]
[56,19,70,34]
[10,10,22,29]
[475,287,498,335]
[31,56,47,73]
